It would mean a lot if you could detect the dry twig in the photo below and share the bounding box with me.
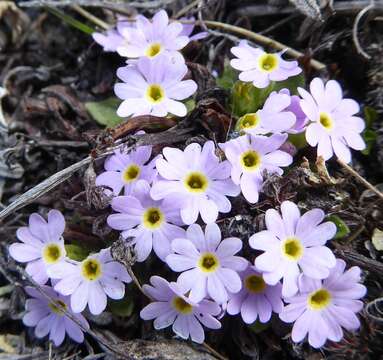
[337,159,383,201]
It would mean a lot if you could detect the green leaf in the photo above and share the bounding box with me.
[216,61,238,90]
[184,99,196,113]
[288,132,307,149]
[65,244,90,261]
[272,73,305,94]
[360,106,378,155]
[364,106,378,128]
[327,215,350,239]
[231,74,305,117]
[85,97,123,127]
[361,129,377,155]
[248,319,270,333]
[46,6,95,35]
[109,296,134,317]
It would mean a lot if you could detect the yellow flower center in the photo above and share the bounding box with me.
[281,237,304,261]
[42,243,63,264]
[184,172,208,193]
[146,84,165,104]
[198,252,220,273]
[143,207,164,229]
[48,299,67,315]
[244,274,266,294]
[145,42,162,58]
[240,150,262,171]
[307,288,332,310]
[258,53,279,72]
[319,112,334,130]
[172,296,193,315]
[82,258,102,281]
[238,113,260,130]
[122,164,140,183]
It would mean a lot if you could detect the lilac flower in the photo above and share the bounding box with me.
[95,145,158,196]
[179,17,208,41]
[236,91,296,135]
[117,10,189,59]
[107,181,185,262]
[279,259,366,348]
[151,141,240,224]
[9,210,66,285]
[298,78,366,163]
[166,223,247,304]
[227,264,283,324]
[48,248,132,315]
[23,285,89,346]
[230,40,302,88]
[92,20,133,52]
[114,54,197,117]
[140,276,221,343]
[249,201,337,297]
[220,134,293,203]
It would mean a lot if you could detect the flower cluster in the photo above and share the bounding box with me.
[94,10,205,118]
[10,211,132,345]
[9,8,369,352]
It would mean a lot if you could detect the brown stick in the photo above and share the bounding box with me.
[337,159,383,201]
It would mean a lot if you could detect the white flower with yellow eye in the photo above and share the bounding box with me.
[114,54,197,118]
[9,210,67,285]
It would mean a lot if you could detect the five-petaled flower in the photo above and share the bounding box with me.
[220,134,292,203]
[279,259,366,348]
[95,145,158,196]
[9,210,67,285]
[230,40,302,88]
[116,10,190,60]
[48,248,132,315]
[249,201,337,297]
[236,91,296,135]
[166,223,248,304]
[299,77,366,163]
[227,264,284,324]
[107,181,185,262]
[140,276,221,343]
[93,19,133,52]
[114,54,197,118]
[151,141,240,224]
[23,285,89,346]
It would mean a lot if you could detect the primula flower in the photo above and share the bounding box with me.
[114,54,197,117]
[9,210,66,284]
[227,264,283,324]
[151,141,240,224]
[249,201,337,297]
[236,91,296,135]
[117,10,189,59]
[278,89,307,134]
[95,145,158,196]
[298,78,366,163]
[230,40,302,88]
[93,20,133,52]
[23,285,89,346]
[140,276,221,343]
[220,134,292,203]
[279,259,366,348]
[166,223,248,304]
[107,181,185,262]
[48,248,132,315]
